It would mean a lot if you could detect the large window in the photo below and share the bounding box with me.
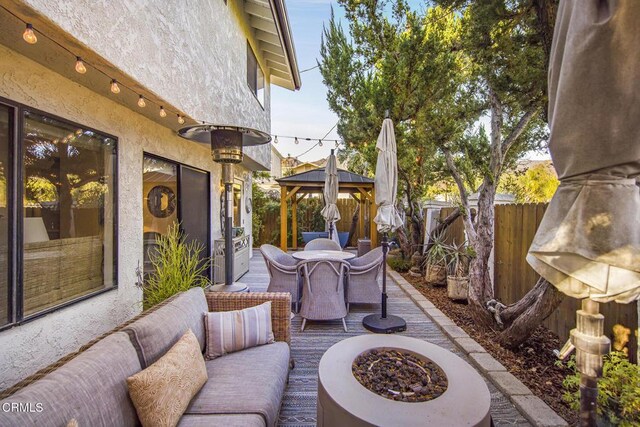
[0,98,117,328]
[247,42,265,106]
[143,155,210,279]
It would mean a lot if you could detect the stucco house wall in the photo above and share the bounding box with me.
[0,0,272,388]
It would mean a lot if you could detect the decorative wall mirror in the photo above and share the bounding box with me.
[147,185,176,218]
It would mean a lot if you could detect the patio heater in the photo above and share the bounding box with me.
[178,124,271,292]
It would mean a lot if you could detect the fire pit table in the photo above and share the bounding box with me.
[317,334,491,427]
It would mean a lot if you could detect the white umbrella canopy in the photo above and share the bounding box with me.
[374,118,403,233]
[527,0,640,304]
[321,150,341,246]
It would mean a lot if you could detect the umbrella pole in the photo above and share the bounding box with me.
[573,299,610,427]
[381,232,388,318]
[329,222,334,240]
[362,232,407,333]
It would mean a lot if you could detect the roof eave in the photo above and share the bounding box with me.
[270,0,301,90]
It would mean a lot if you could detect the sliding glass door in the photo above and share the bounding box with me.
[143,155,210,279]
[179,166,210,278]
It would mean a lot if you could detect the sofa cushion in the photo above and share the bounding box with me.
[177,414,265,427]
[124,287,208,367]
[0,332,141,427]
[127,330,208,427]
[185,341,290,427]
[204,302,274,359]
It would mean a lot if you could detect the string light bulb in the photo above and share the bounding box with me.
[335,141,340,148]
[23,24,37,44]
[74,57,87,74]
[137,95,146,108]
[294,137,299,145]
[159,106,167,118]
[110,79,120,94]
[177,115,185,125]
[274,135,278,144]
[318,139,323,147]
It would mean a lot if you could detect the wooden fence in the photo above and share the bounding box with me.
[436,204,637,360]
[256,198,364,247]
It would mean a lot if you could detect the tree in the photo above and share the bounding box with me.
[435,0,563,347]
[321,0,563,348]
[320,1,476,257]
[499,162,559,203]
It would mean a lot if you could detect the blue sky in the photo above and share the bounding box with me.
[271,1,548,162]
[270,0,345,162]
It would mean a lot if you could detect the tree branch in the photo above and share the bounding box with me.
[501,109,538,155]
[443,147,477,244]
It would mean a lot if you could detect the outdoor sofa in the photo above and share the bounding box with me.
[0,288,292,427]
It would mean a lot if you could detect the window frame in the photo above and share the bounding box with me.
[0,95,119,331]
[246,42,265,109]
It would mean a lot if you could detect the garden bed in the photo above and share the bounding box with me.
[401,272,578,425]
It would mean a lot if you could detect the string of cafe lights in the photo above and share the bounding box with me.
[4,7,188,125]
[271,122,342,158]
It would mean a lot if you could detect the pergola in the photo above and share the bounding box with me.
[276,168,377,250]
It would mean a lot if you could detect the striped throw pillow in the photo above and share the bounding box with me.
[204,301,275,359]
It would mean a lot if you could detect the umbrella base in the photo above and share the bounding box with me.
[362,314,407,334]
[209,282,249,293]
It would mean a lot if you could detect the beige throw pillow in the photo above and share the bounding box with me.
[204,301,275,359]
[127,329,207,427]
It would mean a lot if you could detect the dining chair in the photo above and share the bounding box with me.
[304,238,341,251]
[346,247,383,311]
[297,258,350,332]
[260,244,302,312]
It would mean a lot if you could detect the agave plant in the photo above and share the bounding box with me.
[422,231,451,271]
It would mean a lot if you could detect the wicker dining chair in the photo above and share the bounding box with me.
[297,258,350,332]
[260,244,302,312]
[346,247,383,311]
[304,238,341,251]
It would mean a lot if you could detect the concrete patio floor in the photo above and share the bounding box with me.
[244,250,532,427]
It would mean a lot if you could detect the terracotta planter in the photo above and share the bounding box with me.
[447,275,469,300]
[425,264,447,286]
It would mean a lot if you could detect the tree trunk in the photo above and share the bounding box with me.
[496,277,564,348]
[467,180,497,326]
[425,208,461,253]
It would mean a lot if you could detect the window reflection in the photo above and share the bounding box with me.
[22,110,116,316]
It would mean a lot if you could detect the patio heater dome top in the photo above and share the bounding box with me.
[178,124,271,163]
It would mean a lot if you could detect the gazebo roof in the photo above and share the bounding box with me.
[276,168,374,185]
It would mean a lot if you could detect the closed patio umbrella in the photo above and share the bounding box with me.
[321,149,341,246]
[527,1,640,425]
[363,113,406,333]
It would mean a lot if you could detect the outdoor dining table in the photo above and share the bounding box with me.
[292,250,356,261]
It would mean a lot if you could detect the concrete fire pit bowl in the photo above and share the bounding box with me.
[317,334,491,427]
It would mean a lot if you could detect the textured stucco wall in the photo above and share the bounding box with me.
[21,0,272,169]
[0,44,253,389]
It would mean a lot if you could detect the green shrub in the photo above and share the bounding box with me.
[560,352,640,426]
[387,254,412,272]
[142,223,210,310]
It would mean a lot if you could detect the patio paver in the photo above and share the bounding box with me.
[247,250,532,427]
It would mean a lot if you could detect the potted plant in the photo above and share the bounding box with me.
[422,233,449,286]
[561,351,640,426]
[446,241,470,301]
